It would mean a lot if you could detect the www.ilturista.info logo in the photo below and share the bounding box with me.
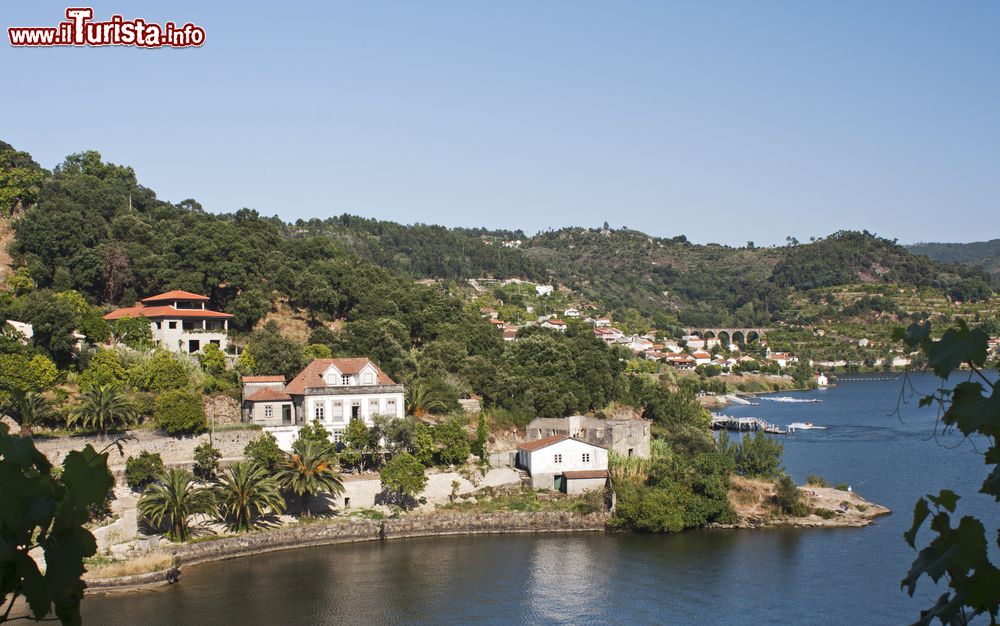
[8,7,205,48]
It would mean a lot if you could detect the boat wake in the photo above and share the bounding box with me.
[761,397,822,404]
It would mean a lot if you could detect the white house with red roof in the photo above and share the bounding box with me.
[242,358,404,444]
[541,318,567,332]
[516,435,609,493]
[103,290,232,354]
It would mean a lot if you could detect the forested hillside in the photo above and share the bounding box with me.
[908,239,1000,284]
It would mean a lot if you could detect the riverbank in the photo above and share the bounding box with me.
[723,477,890,529]
[84,511,609,593]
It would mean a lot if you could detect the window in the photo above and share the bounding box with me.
[331,401,343,419]
[314,403,324,420]
[582,453,591,463]
[264,405,273,419]
[341,375,350,386]
[363,372,374,385]
[168,321,178,329]
[155,322,162,329]
[386,399,397,415]
[554,454,563,464]
[369,399,380,415]
[333,430,342,444]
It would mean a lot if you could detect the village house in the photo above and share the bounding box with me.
[590,317,611,327]
[563,307,581,318]
[535,284,554,296]
[525,414,651,459]
[502,328,518,342]
[103,290,232,354]
[516,435,609,493]
[541,318,567,332]
[691,350,713,365]
[242,358,404,445]
[766,350,795,368]
[625,337,654,354]
[479,307,499,320]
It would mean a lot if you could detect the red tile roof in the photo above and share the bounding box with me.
[562,470,609,480]
[103,305,232,321]
[245,388,292,402]
[517,434,567,452]
[284,358,396,395]
[142,290,211,303]
[242,376,286,383]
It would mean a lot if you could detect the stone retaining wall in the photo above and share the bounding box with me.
[166,511,608,568]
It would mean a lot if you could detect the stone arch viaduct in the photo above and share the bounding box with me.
[682,328,768,344]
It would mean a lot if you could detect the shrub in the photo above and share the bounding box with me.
[193,441,222,480]
[244,432,285,473]
[814,507,836,520]
[834,482,849,491]
[125,451,165,491]
[153,390,206,435]
[773,474,807,516]
[805,473,829,487]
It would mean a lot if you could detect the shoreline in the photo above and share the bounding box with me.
[84,490,891,595]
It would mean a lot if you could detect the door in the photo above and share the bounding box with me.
[554,475,565,492]
[188,339,200,353]
[282,404,292,425]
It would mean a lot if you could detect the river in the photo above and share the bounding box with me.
[82,372,997,625]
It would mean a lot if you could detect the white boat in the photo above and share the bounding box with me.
[761,396,822,403]
[788,422,827,430]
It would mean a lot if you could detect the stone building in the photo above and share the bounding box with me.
[516,435,609,493]
[525,414,651,459]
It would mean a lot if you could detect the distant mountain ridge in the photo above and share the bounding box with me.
[907,239,1000,283]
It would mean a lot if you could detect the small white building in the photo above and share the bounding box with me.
[563,307,581,318]
[516,435,609,493]
[816,372,829,387]
[535,285,554,297]
[541,318,568,332]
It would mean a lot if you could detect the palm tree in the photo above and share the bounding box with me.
[405,382,447,417]
[214,461,286,532]
[138,468,216,541]
[277,439,344,517]
[69,384,137,436]
[2,391,56,437]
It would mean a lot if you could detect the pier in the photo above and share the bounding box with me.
[711,414,788,435]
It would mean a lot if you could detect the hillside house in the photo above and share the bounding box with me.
[525,414,651,459]
[479,307,499,320]
[563,307,581,318]
[242,358,404,443]
[691,350,712,365]
[541,318,567,332]
[766,351,795,368]
[103,290,232,354]
[516,435,609,493]
[535,285,554,296]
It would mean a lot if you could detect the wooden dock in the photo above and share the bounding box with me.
[711,414,788,435]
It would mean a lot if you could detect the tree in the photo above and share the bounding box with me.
[277,439,344,517]
[197,342,227,375]
[734,431,784,479]
[153,390,206,435]
[380,452,428,507]
[243,432,285,473]
[0,353,59,398]
[1,391,56,437]
[341,419,373,471]
[21,290,79,366]
[193,442,222,481]
[245,321,305,381]
[433,417,471,466]
[138,468,216,542]
[0,141,46,215]
[135,350,189,392]
[472,413,488,460]
[405,382,448,417]
[113,317,153,352]
[0,422,114,625]
[76,349,126,391]
[124,451,165,491]
[214,461,285,532]
[69,385,137,436]
[895,321,1000,624]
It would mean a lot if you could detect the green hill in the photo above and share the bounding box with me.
[908,240,1000,283]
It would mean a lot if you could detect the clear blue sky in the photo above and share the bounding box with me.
[2,1,998,245]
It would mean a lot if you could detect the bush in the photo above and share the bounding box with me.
[805,473,829,487]
[814,507,836,520]
[125,451,165,491]
[193,441,222,480]
[153,390,207,435]
[244,432,285,473]
[835,482,849,491]
[773,474,807,516]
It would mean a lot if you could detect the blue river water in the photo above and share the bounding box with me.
[82,372,998,625]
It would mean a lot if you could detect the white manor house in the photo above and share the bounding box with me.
[242,358,405,447]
